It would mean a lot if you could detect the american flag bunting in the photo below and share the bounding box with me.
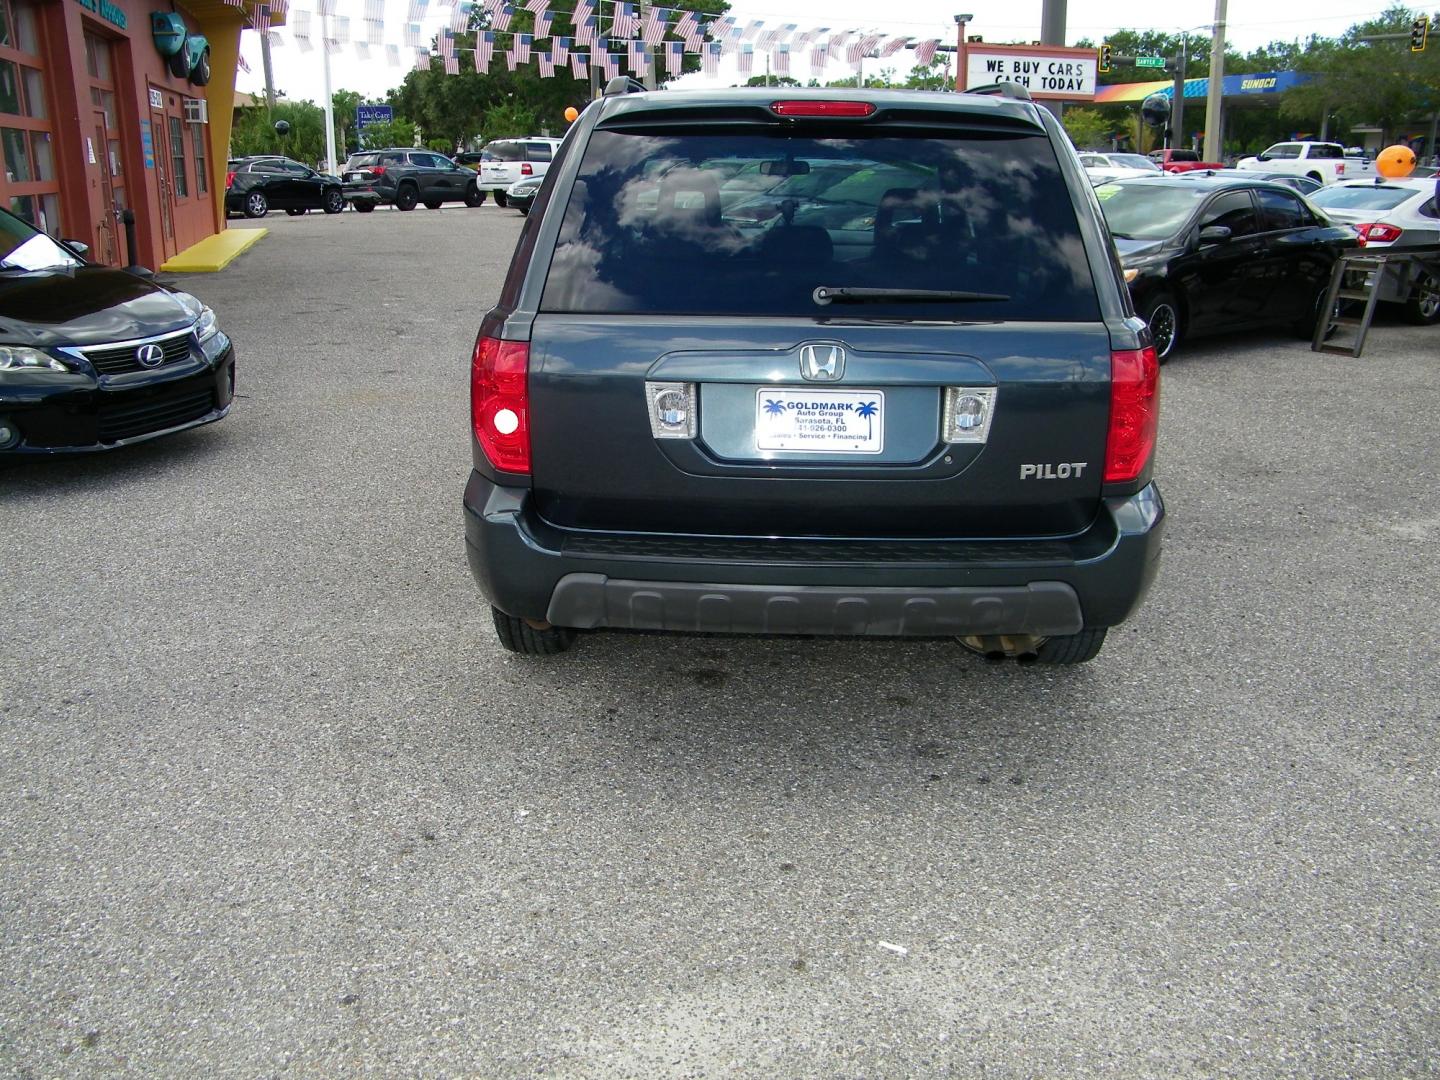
[571,52,587,77]
[640,6,666,46]
[266,29,283,46]
[354,41,370,59]
[879,36,908,57]
[535,10,552,37]
[315,0,334,16]
[413,48,429,68]
[290,10,310,38]
[702,41,720,75]
[741,19,762,39]
[573,0,592,28]
[449,4,471,32]
[603,52,620,79]
[237,52,250,70]
[367,18,384,43]
[444,55,459,72]
[333,15,350,42]
[675,10,700,49]
[575,14,596,43]
[553,36,569,62]
[809,45,825,76]
[537,50,554,75]
[663,39,682,74]
[385,43,401,64]
[737,41,753,74]
[438,31,455,56]
[253,4,270,31]
[610,1,638,37]
[476,30,494,66]
[406,0,428,21]
[626,37,645,69]
[522,0,547,11]
[515,32,531,61]
[363,0,382,20]
[827,30,851,60]
[773,42,789,75]
[491,3,512,30]
[505,47,517,69]
[913,37,939,64]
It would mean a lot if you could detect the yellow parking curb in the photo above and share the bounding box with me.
[159,228,267,273]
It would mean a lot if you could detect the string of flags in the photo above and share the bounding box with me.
[261,0,947,80]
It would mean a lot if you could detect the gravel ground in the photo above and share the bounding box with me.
[1,204,1437,1078]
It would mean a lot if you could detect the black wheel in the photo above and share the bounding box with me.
[322,187,345,214]
[1403,269,1440,325]
[243,191,268,218]
[1141,292,1180,363]
[424,200,442,210]
[394,184,418,211]
[1306,171,1323,183]
[491,607,577,656]
[285,207,306,216]
[354,202,375,213]
[494,190,508,208]
[1294,287,1340,339]
[464,184,485,208]
[1034,629,1107,665]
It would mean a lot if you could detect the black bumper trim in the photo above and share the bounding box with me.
[546,574,1083,636]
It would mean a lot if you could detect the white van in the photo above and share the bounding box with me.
[478,137,562,206]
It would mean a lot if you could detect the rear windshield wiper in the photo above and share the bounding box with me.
[813,286,1009,305]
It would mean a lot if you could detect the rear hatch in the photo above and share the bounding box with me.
[523,100,1114,540]
[480,142,522,186]
[1311,183,1437,248]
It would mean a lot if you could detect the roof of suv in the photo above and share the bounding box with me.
[1105,174,1311,194]
[586,86,1046,127]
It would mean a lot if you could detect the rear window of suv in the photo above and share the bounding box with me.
[483,141,523,161]
[540,129,1099,321]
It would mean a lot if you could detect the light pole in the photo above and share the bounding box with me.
[953,13,973,91]
[1171,25,1211,151]
[1202,0,1227,164]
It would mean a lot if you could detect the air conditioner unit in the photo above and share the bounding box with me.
[184,97,208,124]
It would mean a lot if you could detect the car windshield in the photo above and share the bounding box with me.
[1094,182,1208,240]
[1110,154,1161,171]
[348,153,380,168]
[1309,185,1418,211]
[540,128,1098,321]
[0,209,81,271]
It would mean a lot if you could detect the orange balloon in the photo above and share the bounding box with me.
[1376,144,1415,179]
[564,106,579,123]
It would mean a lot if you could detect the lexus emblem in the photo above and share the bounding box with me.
[799,344,844,382]
[135,343,165,368]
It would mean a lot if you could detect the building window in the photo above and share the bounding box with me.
[190,113,206,194]
[83,32,111,81]
[0,0,56,234]
[168,114,187,198]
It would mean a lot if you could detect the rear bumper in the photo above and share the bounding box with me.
[463,473,1165,636]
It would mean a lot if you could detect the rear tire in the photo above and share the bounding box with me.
[464,184,485,208]
[1035,629,1107,665]
[1140,292,1180,363]
[244,191,269,218]
[394,184,418,211]
[1403,269,1440,325]
[354,202,375,213]
[285,207,306,216]
[494,190,508,208]
[1294,286,1340,339]
[322,187,345,214]
[492,607,576,656]
[424,200,442,210]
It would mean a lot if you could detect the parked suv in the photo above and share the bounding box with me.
[478,137,561,206]
[464,85,1164,664]
[341,148,484,211]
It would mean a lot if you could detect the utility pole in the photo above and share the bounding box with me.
[953,13,972,91]
[1202,0,1226,164]
[637,0,656,89]
[1039,0,1066,119]
[321,12,336,172]
[260,23,277,109]
[1170,36,1186,150]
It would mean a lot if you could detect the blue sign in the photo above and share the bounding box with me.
[140,119,154,169]
[356,105,393,129]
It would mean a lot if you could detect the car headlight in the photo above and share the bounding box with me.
[0,345,69,372]
[194,305,219,342]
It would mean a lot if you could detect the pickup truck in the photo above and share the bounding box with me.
[1234,141,1372,184]
[1147,149,1226,173]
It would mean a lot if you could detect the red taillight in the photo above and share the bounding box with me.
[225,171,235,189]
[521,162,534,175]
[1104,347,1160,484]
[369,165,386,176]
[1356,222,1402,243]
[771,100,877,118]
[471,335,531,474]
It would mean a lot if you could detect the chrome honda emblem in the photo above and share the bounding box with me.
[799,344,844,382]
[135,343,165,367]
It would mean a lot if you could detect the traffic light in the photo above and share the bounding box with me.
[1099,43,1112,73]
[1412,15,1429,52]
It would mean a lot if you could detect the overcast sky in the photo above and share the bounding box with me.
[236,1,1396,113]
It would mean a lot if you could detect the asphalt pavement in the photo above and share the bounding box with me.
[1,204,1437,1078]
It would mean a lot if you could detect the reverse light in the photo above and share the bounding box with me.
[1355,222,1402,244]
[471,335,531,474]
[941,387,997,444]
[645,381,697,439]
[771,100,877,118]
[1104,346,1159,484]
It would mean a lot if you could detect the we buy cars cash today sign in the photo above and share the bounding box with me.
[965,43,1098,101]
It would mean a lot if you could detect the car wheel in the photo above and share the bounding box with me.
[354,202,375,213]
[244,191,268,218]
[464,184,485,208]
[1294,287,1341,339]
[494,190,508,208]
[424,200,442,210]
[1306,171,1323,183]
[491,607,576,656]
[518,205,529,216]
[1034,629,1108,665]
[322,188,345,214]
[394,184,418,211]
[285,207,306,216]
[1141,292,1180,363]
[1403,270,1440,325]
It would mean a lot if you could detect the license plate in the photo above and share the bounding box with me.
[754,388,885,454]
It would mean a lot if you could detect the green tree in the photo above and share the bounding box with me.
[331,89,364,155]
[744,74,800,87]
[479,102,538,142]
[229,99,327,164]
[359,117,418,149]
[1061,107,1115,149]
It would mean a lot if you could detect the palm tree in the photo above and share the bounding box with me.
[855,401,878,440]
[763,399,787,417]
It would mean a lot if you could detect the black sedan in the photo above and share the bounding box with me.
[1096,175,1358,361]
[225,156,346,218]
[0,209,234,456]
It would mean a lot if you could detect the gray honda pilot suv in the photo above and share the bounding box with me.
[463,82,1163,664]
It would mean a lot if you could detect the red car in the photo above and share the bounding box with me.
[1148,149,1226,173]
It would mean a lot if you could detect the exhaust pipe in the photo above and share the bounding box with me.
[959,634,1044,663]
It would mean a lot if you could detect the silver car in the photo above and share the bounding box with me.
[1309,176,1440,324]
